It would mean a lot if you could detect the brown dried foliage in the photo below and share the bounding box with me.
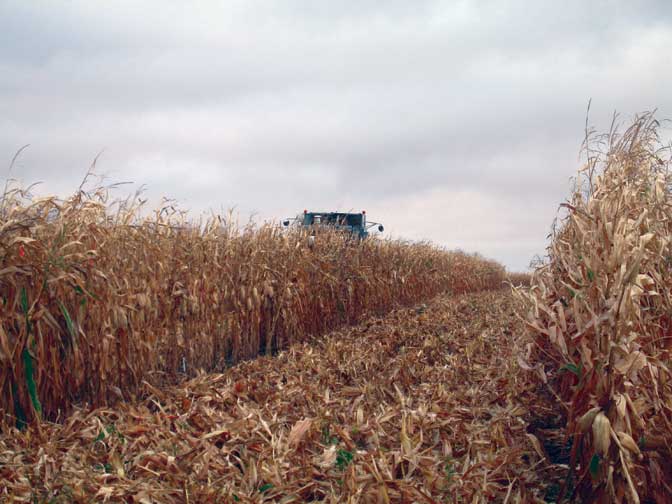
[0,290,559,503]
[507,272,532,288]
[0,186,505,423]
[517,113,672,502]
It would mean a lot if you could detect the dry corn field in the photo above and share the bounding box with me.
[0,192,504,423]
[1,112,671,503]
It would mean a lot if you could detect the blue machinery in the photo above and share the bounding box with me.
[283,210,384,239]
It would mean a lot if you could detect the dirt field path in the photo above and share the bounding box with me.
[1,290,564,503]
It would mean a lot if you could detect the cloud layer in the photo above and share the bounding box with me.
[2,0,671,270]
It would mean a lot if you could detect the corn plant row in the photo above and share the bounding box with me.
[517,113,672,502]
[0,187,505,423]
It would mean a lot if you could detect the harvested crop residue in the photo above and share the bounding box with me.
[1,290,564,502]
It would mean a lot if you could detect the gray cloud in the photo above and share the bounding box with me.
[2,0,671,270]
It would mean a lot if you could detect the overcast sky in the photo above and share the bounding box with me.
[2,1,671,270]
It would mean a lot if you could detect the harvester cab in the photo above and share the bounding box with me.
[282,210,384,239]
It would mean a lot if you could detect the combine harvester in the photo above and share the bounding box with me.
[283,210,384,239]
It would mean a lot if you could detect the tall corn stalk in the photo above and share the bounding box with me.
[518,113,672,502]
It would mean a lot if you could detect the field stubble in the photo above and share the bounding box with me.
[0,289,560,503]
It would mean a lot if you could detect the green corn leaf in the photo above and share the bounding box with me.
[22,348,42,417]
[589,453,600,479]
[559,362,582,379]
[336,449,354,471]
[59,301,77,345]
